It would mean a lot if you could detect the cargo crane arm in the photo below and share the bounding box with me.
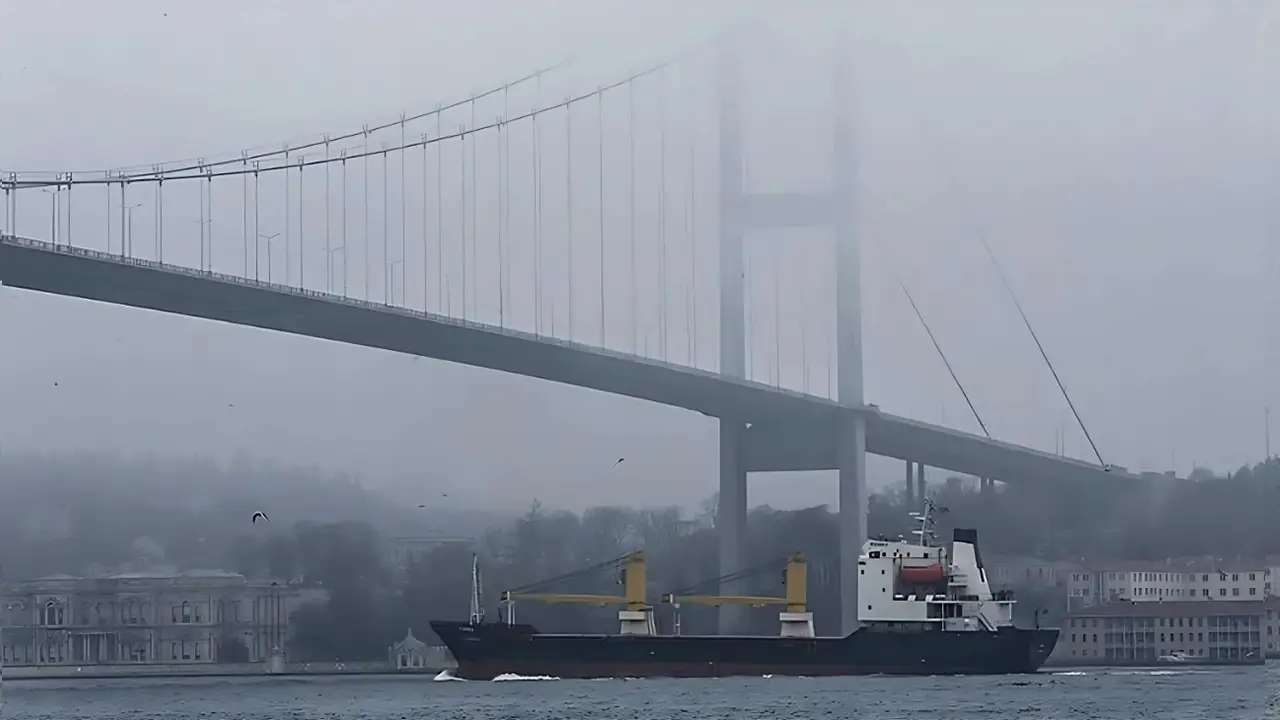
[661,554,808,613]
[500,592,629,606]
[660,594,796,608]
[499,551,649,611]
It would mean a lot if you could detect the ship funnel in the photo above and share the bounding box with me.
[952,529,984,570]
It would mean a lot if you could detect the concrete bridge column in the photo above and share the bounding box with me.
[905,460,916,508]
[915,463,927,508]
[717,421,749,634]
[833,23,866,637]
[837,412,867,635]
[716,27,750,635]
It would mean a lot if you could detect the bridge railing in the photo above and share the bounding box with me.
[0,234,839,407]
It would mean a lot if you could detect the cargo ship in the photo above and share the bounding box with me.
[432,502,1058,679]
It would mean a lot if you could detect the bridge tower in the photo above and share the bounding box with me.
[717,23,865,636]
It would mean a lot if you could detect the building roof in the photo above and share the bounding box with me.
[1081,558,1271,574]
[6,568,248,589]
[392,629,427,653]
[1069,600,1264,618]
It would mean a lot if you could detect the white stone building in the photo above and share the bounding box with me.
[0,569,319,667]
[1067,560,1270,610]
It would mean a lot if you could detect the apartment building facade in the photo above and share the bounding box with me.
[1066,561,1273,608]
[1267,600,1279,658]
[0,569,316,667]
[1051,600,1264,665]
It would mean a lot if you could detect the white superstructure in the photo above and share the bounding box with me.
[857,500,1017,632]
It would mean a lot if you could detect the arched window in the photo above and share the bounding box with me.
[43,600,63,627]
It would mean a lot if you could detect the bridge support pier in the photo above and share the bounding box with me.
[905,460,916,508]
[916,462,927,509]
[716,20,867,636]
[837,411,867,636]
[716,27,751,636]
[833,22,866,637]
[717,420,749,634]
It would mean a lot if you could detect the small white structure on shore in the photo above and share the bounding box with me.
[389,629,428,670]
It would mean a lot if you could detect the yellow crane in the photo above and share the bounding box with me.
[661,554,814,637]
[499,552,655,635]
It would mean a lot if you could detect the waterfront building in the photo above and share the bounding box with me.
[0,568,318,667]
[1066,560,1270,609]
[1051,600,1264,665]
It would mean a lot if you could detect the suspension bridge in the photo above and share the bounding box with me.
[0,28,1151,634]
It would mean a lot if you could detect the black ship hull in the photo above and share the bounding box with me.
[431,621,1060,680]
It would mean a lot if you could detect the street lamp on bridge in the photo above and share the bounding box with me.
[39,187,60,246]
[329,243,346,297]
[190,217,213,272]
[388,259,403,306]
[123,203,142,257]
[259,232,281,283]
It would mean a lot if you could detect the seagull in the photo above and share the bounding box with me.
[614,457,625,467]
[251,511,269,524]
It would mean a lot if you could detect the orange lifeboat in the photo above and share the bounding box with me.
[899,564,947,585]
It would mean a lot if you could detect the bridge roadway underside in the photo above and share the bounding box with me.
[0,237,1137,489]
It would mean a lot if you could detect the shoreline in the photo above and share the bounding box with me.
[1,663,452,682]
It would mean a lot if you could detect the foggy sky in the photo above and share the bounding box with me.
[2,1,1279,513]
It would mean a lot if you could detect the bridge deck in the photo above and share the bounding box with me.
[0,236,1144,487]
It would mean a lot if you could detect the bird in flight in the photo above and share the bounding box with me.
[614,457,625,467]
[251,511,269,524]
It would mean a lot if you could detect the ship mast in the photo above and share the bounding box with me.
[910,498,938,548]
[469,553,485,625]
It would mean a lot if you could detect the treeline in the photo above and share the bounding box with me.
[0,450,506,582]
[912,460,1280,562]
[260,459,1280,660]
[228,502,856,660]
[255,497,1078,659]
[3,450,1279,660]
